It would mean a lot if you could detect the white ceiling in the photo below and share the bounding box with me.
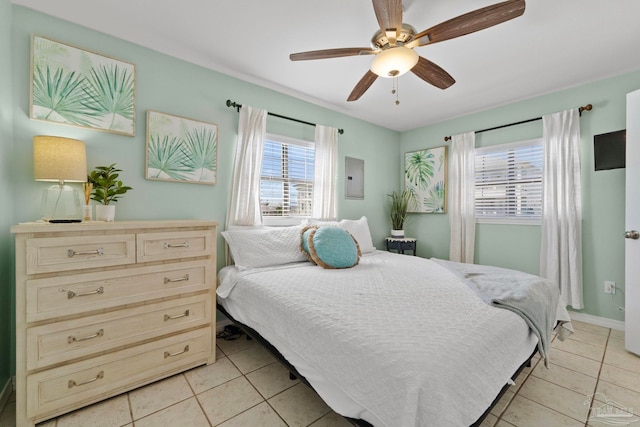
[13,0,640,132]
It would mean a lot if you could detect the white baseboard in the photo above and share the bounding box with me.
[569,311,625,331]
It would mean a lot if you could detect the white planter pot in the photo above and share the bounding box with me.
[95,205,116,222]
[391,229,404,238]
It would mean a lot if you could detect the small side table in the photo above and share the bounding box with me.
[385,237,417,256]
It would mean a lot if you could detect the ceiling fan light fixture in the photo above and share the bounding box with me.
[370,46,418,78]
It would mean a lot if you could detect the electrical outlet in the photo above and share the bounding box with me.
[604,281,616,294]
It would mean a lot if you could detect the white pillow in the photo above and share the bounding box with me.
[222,225,307,270]
[339,216,376,253]
[302,216,376,253]
[302,218,339,227]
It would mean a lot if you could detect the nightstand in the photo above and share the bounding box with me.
[385,237,417,255]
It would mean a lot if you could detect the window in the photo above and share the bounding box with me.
[260,134,314,222]
[475,138,543,224]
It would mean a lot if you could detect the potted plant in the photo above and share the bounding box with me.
[388,189,412,238]
[87,163,133,221]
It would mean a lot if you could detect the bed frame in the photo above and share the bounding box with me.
[216,303,535,427]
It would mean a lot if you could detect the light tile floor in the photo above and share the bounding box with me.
[1,320,640,427]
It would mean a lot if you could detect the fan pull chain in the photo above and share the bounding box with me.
[391,77,400,105]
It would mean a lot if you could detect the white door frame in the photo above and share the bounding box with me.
[625,89,640,355]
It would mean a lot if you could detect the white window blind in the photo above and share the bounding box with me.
[475,138,543,224]
[260,134,314,218]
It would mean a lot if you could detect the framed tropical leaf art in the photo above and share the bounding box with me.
[30,35,136,136]
[404,146,447,213]
[146,110,218,185]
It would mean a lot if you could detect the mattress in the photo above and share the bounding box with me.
[217,251,544,426]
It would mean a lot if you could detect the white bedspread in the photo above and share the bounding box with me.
[217,251,545,427]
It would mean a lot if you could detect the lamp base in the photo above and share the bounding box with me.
[40,184,83,222]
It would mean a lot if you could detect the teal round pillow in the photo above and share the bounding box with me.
[308,226,361,269]
[300,225,317,262]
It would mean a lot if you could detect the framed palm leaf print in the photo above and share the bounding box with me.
[146,110,218,185]
[404,146,447,213]
[30,35,135,136]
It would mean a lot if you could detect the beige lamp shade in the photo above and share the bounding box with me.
[33,136,87,182]
[370,46,419,78]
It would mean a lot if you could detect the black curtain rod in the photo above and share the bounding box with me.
[443,104,593,142]
[225,100,344,135]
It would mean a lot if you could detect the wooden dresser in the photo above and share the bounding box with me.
[11,220,218,427]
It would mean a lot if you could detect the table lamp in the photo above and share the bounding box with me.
[33,136,87,222]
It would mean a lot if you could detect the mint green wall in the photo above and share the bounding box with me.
[10,6,400,264]
[4,5,638,385]
[1,0,15,388]
[4,6,400,378]
[401,71,640,321]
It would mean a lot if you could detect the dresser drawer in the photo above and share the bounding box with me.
[26,327,211,420]
[137,230,214,263]
[26,234,136,275]
[26,260,213,322]
[26,294,212,371]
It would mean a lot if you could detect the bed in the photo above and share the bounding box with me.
[217,219,572,427]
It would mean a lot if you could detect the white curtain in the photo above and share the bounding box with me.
[449,132,476,263]
[540,108,583,309]
[225,105,267,228]
[312,125,338,219]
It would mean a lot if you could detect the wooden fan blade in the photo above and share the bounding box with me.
[372,0,403,42]
[290,47,376,61]
[411,56,455,90]
[411,0,525,47]
[348,71,378,102]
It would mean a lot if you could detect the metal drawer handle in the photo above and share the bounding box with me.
[68,329,104,343]
[68,248,104,258]
[164,345,189,358]
[164,241,190,249]
[164,310,190,321]
[68,371,104,388]
[67,286,104,299]
[164,274,189,284]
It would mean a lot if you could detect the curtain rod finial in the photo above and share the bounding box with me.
[444,136,451,142]
[578,103,593,116]
[226,99,241,112]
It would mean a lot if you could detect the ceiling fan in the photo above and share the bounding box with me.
[290,0,526,102]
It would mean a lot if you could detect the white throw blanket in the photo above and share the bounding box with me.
[217,252,567,426]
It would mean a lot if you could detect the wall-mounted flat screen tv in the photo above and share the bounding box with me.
[594,129,626,171]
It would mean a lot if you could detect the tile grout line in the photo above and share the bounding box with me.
[583,328,612,426]
[492,352,541,426]
[126,388,135,427]
[212,342,298,426]
[241,364,291,427]
[496,330,604,426]
[198,350,247,427]
[181,371,215,427]
[510,336,594,425]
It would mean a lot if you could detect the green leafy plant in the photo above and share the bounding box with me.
[87,164,133,205]
[388,189,412,230]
